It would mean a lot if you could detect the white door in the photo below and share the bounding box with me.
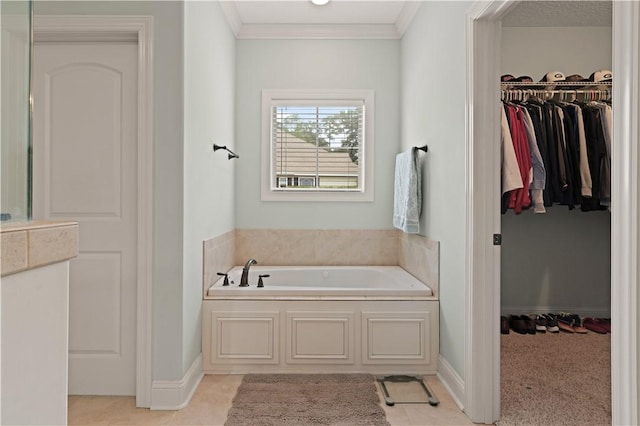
[32,42,138,395]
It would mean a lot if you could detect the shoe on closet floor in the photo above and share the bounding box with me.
[530,314,547,333]
[598,318,611,333]
[541,314,559,333]
[520,315,537,334]
[508,315,528,334]
[501,316,510,334]
[551,313,575,333]
[569,314,588,334]
[583,318,608,334]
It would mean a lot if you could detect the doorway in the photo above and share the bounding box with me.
[31,15,154,407]
[465,1,639,424]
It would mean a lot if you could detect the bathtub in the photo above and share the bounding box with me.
[202,265,439,375]
[206,266,433,299]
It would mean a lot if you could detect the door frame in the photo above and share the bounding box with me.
[465,1,639,424]
[33,15,154,408]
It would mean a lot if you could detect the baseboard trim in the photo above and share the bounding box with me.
[501,305,610,318]
[150,354,204,410]
[437,354,465,411]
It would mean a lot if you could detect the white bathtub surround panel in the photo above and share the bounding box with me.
[202,300,439,375]
[235,229,399,266]
[202,231,236,299]
[398,232,439,298]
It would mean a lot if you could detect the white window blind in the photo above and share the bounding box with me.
[271,102,364,192]
[261,89,374,202]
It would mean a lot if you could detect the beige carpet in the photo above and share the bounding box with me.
[224,374,390,426]
[499,333,611,426]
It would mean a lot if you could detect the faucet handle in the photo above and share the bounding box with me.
[217,272,230,286]
[257,274,270,288]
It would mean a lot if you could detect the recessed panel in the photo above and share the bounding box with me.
[68,252,121,355]
[47,64,122,218]
[369,319,423,356]
[287,311,354,364]
[211,311,279,364]
[293,319,347,357]
[362,312,430,364]
[219,319,272,358]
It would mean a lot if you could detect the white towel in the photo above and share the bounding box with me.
[393,149,422,233]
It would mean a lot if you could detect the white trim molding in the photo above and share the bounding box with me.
[33,15,155,408]
[464,1,515,423]
[218,1,418,40]
[611,2,639,425]
[437,355,465,411]
[151,355,204,411]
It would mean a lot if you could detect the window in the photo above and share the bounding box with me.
[261,90,374,202]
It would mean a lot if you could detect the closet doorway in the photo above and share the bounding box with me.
[465,1,639,424]
[499,2,612,425]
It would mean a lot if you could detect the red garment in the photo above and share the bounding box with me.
[507,105,532,213]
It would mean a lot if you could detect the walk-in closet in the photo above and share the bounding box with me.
[498,2,612,425]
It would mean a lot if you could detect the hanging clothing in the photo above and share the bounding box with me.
[500,94,611,214]
[501,106,523,195]
[506,104,532,213]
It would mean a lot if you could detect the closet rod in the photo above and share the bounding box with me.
[500,81,611,88]
[501,89,611,102]
[502,89,611,94]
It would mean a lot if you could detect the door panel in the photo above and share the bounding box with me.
[33,43,138,395]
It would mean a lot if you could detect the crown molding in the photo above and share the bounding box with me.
[219,1,242,37]
[236,23,401,40]
[395,1,421,37]
[219,2,419,40]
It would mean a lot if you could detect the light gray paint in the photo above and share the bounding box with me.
[501,26,612,81]
[234,39,400,230]
[501,24,612,316]
[182,1,236,374]
[401,1,471,379]
[501,210,611,315]
[34,1,186,381]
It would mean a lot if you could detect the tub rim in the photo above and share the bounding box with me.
[204,265,436,301]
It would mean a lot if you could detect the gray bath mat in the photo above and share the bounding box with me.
[224,374,390,426]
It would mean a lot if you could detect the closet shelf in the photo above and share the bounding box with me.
[500,81,611,89]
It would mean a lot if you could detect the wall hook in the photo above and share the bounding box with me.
[213,143,239,160]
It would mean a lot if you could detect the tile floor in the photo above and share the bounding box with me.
[69,374,473,425]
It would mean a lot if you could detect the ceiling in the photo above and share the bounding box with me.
[219,0,421,39]
[220,0,613,39]
[502,1,612,27]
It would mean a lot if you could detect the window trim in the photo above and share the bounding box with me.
[261,89,374,202]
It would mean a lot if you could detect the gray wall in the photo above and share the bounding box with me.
[501,25,612,316]
[401,1,471,379]
[182,1,236,374]
[501,26,612,81]
[234,39,400,230]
